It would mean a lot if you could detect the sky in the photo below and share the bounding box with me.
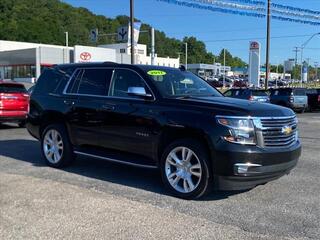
[64,0,320,65]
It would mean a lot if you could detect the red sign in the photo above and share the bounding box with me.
[250,41,260,50]
[80,52,92,61]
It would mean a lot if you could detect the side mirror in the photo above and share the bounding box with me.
[127,87,153,99]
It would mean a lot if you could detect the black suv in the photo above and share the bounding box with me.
[306,88,320,111]
[27,63,301,199]
[269,88,308,113]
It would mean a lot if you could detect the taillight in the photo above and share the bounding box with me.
[318,95,320,102]
[248,96,254,101]
[289,96,294,103]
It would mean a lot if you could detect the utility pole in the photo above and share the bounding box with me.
[130,0,135,64]
[185,42,188,70]
[265,0,271,90]
[223,48,226,88]
[293,47,300,65]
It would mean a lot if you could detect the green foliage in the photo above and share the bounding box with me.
[216,49,247,68]
[0,0,247,66]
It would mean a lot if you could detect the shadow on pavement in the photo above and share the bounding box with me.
[0,139,247,200]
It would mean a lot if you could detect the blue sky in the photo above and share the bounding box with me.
[64,0,320,65]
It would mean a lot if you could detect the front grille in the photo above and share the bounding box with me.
[260,116,298,148]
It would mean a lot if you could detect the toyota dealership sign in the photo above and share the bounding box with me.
[74,45,116,63]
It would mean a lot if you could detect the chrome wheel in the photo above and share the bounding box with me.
[165,147,202,193]
[43,129,64,164]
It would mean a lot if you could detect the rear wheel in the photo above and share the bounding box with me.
[160,139,212,199]
[41,124,74,168]
[18,120,26,128]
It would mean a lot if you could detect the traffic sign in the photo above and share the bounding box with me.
[90,28,98,43]
[117,26,128,42]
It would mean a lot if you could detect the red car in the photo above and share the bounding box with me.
[0,81,29,127]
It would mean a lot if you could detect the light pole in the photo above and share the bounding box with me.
[300,32,320,86]
[65,32,69,63]
[185,42,188,70]
[265,0,271,90]
[130,0,135,64]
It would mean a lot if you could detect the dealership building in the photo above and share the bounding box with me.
[0,40,179,82]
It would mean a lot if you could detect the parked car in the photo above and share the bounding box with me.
[0,81,29,127]
[224,88,270,103]
[232,80,248,88]
[207,79,223,88]
[306,89,320,112]
[269,88,308,113]
[27,63,301,199]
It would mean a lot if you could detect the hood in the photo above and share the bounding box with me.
[178,96,294,117]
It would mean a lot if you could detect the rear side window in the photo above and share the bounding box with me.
[293,89,306,96]
[34,68,65,95]
[272,89,291,96]
[77,69,113,96]
[0,84,27,93]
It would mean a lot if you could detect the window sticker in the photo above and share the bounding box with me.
[147,70,167,76]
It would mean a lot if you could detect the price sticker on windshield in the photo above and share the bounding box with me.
[147,70,167,76]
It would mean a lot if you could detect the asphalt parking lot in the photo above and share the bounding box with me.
[0,113,319,240]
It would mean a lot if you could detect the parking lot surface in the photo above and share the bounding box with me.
[0,113,319,240]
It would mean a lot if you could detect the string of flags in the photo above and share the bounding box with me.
[157,0,320,26]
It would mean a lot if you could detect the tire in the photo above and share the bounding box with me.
[18,120,26,128]
[160,139,212,199]
[41,123,74,168]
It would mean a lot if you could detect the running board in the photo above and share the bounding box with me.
[74,151,158,169]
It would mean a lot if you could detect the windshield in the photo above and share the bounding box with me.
[143,68,222,98]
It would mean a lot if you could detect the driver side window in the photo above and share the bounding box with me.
[109,69,149,98]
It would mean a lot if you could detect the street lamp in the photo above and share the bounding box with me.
[300,32,320,86]
[185,42,188,70]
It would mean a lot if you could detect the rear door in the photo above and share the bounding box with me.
[65,67,114,148]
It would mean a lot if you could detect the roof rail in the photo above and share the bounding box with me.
[103,61,118,65]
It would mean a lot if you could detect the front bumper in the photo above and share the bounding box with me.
[212,139,301,191]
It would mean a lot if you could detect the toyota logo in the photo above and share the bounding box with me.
[80,52,92,61]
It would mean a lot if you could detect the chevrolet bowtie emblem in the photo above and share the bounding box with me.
[282,126,293,135]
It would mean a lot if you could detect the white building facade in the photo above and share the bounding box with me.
[0,40,179,82]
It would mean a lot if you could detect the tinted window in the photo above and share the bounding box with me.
[252,90,268,96]
[293,89,306,96]
[109,69,149,98]
[33,68,65,95]
[271,89,291,96]
[67,69,83,94]
[224,90,232,97]
[0,84,27,93]
[77,68,113,96]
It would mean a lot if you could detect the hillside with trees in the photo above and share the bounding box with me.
[0,0,247,67]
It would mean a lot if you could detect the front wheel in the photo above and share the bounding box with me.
[160,139,212,199]
[41,124,74,168]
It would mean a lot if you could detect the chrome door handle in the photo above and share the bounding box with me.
[102,105,115,111]
[64,100,74,106]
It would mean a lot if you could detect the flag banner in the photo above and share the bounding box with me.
[227,0,265,5]
[272,9,320,21]
[272,3,320,16]
[128,22,142,46]
[157,0,320,26]
[157,0,265,17]
[194,0,265,12]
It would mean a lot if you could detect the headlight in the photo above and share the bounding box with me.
[216,116,256,145]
